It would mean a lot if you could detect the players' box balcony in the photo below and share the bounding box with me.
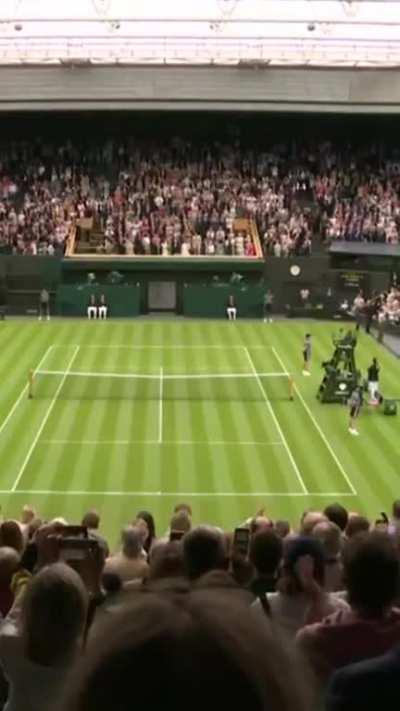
[66,217,264,262]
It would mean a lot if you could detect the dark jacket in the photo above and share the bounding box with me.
[326,645,400,711]
[249,574,277,597]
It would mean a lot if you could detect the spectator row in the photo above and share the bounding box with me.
[2,136,400,257]
[0,499,399,711]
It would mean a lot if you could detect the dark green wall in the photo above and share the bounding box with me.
[183,284,264,318]
[0,253,396,317]
[56,285,140,317]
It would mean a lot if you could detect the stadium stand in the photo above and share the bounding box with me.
[2,136,400,259]
[0,501,398,710]
[2,2,400,710]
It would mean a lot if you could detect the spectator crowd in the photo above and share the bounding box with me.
[0,499,399,711]
[351,283,400,331]
[1,135,400,258]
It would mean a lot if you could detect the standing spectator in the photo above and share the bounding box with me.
[253,537,348,637]
[169,510,191,540]
[81,511,109,558]
[63,591,313,711]
[148,541,185,583]
[0,563,88,711]
[345,514,370,539]
[275,520,291,539]
[297,532,400,683]
[0,548,20,618]
[300,511,327,536]
[183,526,227,581]
[134,510,156,555]
[324,503,349,534]
[0,522,24,555]
[249,529,283,597]
[105,527,149,584]
[326,645,400,711]
[311,522,343,592]
[389,499,400,534]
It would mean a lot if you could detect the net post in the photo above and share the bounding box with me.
[28,370,34,399]
[289,375,294,401]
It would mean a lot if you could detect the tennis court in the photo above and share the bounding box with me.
[0,319,399,542]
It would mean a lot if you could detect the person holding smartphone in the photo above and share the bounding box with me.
[0,562,88,711]
[252,537,348,637]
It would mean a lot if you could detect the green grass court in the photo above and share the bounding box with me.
[0,318,399,545]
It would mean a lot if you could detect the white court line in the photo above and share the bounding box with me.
[158,367,163,444]
[0,490,357,497]
[244,347,308,495]
[0,345,53,441]
[40,439,285,446]
[51,344,274,350]
[11,346,80,493]
[271,346,357,496]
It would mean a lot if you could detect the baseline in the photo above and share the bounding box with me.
[0,489,357,497]
[50,344,275,350]
[243,347,308,494]
[39,439,285,446]
[272,346,357,496]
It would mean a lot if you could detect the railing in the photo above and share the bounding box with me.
[233,217,263,258]
[250,219,263,259]
[65,223,77,257]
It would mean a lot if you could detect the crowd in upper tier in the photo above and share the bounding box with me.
[0,136,400,256]
[0,499,400,711]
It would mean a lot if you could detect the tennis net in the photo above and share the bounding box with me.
[28,369,294,402]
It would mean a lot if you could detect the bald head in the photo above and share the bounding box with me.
[121,526,143,559]
[312,521,342,558]
[346,514,370,538]
[300,511,327,536]
[250,516,273,535]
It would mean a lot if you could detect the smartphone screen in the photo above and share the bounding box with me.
[57,538,100,594]
[233,527,250,557]
[58,538,95,561]
[59,525,88,540]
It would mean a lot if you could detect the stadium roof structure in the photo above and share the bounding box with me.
[1,0,400,67]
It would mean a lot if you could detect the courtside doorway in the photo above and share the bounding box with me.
[147,281,177,314]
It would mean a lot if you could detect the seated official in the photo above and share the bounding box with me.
[226,295,237,321]
[98,294,108,320]
[87,294,97,320]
